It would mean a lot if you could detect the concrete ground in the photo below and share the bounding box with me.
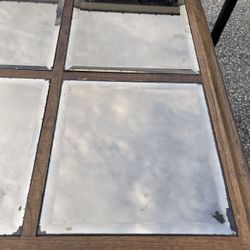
[201,0,250,166]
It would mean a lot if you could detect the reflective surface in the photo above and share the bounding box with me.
[0,0,64,69]
[0,79,48,235]
[40,81,235,235]
[66,5,199,72]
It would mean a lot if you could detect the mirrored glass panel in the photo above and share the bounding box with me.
[0,78,48,235]
[0,0,64,69]
[66,2,198,72]
[40,81,235,235]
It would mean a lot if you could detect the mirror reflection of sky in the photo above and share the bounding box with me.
[0,1,62,68]
[0,79,48,235]
[66,5,199,72]
[40,81,234,235]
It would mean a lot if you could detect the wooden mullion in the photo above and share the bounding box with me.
[0,69,52,80]
[76,2,180,15]
[63,71,202,83]
[21,0,74,237]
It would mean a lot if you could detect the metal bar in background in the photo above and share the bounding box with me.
[211,0,238,46]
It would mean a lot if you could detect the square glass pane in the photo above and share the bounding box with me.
[40,81,235,235]
[66,3,199,72]
[0,78,48,235]
[0,0,64,69]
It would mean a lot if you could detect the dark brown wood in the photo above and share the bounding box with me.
[21,0,74,237]
[0,236,249,250]
[185,0,250,243]
[77,1,180,15]
[0,69,52,79]
[63,71,202,83]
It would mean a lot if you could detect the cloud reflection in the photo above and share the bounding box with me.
[66,6,199,72]
[40,81,233,235]
[0,79,48,234]
[0,1,62,68]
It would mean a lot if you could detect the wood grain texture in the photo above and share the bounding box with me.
[0,69,52,79]
[0,236,249,250]
[185,0,250,243]
[21,0,74,237]
[63,71,202,83]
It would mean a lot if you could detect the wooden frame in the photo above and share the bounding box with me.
[76,1,180,15]
[0,0,249,248]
